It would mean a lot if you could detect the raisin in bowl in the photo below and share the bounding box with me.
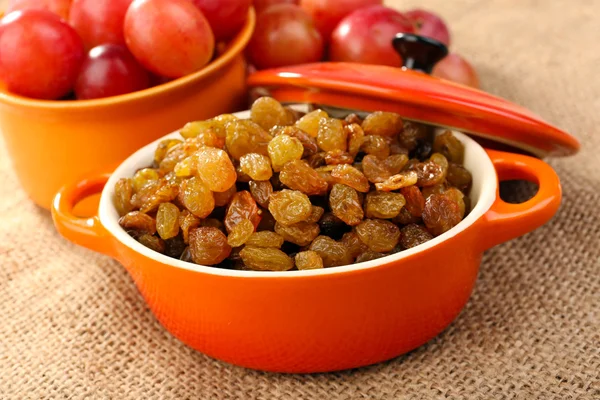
[52,99,562,373]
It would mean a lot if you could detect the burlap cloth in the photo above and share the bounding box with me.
[1,0,598,398]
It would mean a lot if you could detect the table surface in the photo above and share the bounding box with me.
[1,0,599,399]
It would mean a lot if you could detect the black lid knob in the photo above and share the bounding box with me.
[392,33,448,74]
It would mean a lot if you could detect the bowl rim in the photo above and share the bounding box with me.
[0,8,255,110]
[99,106,498,278]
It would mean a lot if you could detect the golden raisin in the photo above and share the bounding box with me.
[225,119,272,160]
[362,155,392,183]
[246,231,284,248]
[189,227,231,265]
[443,187,466,217]
[411,161,446,187]
[400,186,425,217]
[355,250,385,262]
[195,147,236,192]
[138,234,166,254]
[421,183,447,200]
[240,246,294,271]
[400,224,433,249]
[355,219,400,252]
[227,219,255,247]
[309,236,353,267]
[180,120,219,140]
[268,189,312,226]
[447,163,472,193]
[324,150,354,165]
[344,113,362,125]
[365,191,406,219]
[422,193,463,236]
[132,168,160,192]
[154,139,182,165]
[384,154,409,175]
[279,160,329,195]
[393,207,421,225]
[119,211,156,235]
[375,171,418,191]
[271,125,318,157]
[156,202,180,240]
[306,206,325,224]
[179,177,214,218]
[250,97,295,131]
[174,156,196,178]
[331,164,370,193]
[340,231,368,259]
[295,251,324,270]
[361,111,403,137]
[317,117,347,152]
[179,210,200,243]
[329,184,364,226]
[433,130,464,163]
[361,135,390,159]
[139,181,179,213]
[295,109,328,137]
[225,191,262,232]
[346,123,365,156]
[268,134,304,172]
[307,152,327,168]
[114,178,134,217]
[275,221,320,246]
[239,153,273,181]
[249,180,273,208]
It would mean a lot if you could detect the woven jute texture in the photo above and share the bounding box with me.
[1,0,598,398]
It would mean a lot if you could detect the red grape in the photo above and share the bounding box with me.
[254,0,298,14]
[0,10,84,99]
[300,0,382,40]
[69,0,133,50]
[6,0,71,20]
[75,44,150,100]
[124,0,215,78]
[405,9,451,47]
[432,53,480,88]
[189,0,251,41]
[329,5,414,66]
[248,4,324,69]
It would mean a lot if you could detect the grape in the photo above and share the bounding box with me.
[300,0,382,39]
[329,5,414,66]
[124,0,215,78]
[254,0,298,14]
[74,44,150,100]
[6,0,71,20]
[189,0,251,41]
[69,0,133,50]
[432,53,480,89]
[0,10,84,99]
[248,4,324,69]
[405,9,451,47]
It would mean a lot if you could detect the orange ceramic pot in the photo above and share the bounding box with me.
[0,9,255,211]
[52,107,562,373]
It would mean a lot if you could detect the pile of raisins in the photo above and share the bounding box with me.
[114,97,473,271]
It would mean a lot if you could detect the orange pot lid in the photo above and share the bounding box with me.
[247,62,580,157]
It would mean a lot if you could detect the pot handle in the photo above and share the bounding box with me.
[51,174,117,258]
[479,149,562,250]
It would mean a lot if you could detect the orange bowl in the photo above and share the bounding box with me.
[0,8,255,211]
[51,106,562,373]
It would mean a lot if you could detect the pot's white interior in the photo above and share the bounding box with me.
[99,105,498,277]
